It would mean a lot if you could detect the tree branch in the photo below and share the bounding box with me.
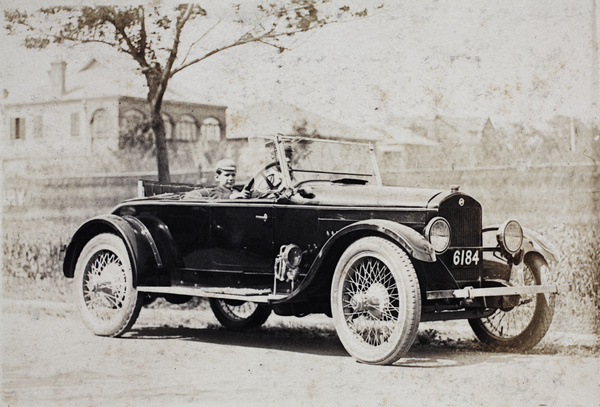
[138,6,147,60]
[257,39,287,52]
[171,24,319,76]
[103,12,146,66]
[178,18,222,69]
[159,5,194,92]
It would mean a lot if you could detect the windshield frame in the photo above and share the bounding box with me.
[249,134,383,192]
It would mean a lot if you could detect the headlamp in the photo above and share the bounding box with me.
[424,217,451,253]
[497,219,523,255]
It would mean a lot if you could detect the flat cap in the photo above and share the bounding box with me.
[215,159,237,172]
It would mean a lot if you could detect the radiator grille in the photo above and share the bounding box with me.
[439,203,482,247]
[438,195,482,282]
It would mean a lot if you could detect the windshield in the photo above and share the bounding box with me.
[248,136,381,187]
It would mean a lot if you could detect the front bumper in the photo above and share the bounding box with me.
[426,284,571,300]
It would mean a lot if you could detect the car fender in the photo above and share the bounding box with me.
[63,214,163,286]
[328,219,436,262]
[273,219,435,305]
[483,225,560,264]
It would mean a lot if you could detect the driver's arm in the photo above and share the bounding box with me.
[230,187,250,199]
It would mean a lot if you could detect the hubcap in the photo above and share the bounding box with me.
[342,256,400,347]
[350,283,390,319]
[83,251,127,320]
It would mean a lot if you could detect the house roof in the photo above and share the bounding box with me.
[2,57,199,105]
[379,114,493,145]
[226,102,449,151]
[370,126,440,150]
[226,101,379,141]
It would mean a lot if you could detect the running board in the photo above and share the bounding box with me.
[426,284,571,300]
[137,285,287,303]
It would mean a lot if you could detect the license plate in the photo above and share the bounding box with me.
[451,249,481,267]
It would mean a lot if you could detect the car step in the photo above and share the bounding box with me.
[137,285,287,303]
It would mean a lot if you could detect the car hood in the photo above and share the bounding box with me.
[291,184,445,208]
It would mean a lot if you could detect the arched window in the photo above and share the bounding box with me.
[120,109,146,134]
[175,114,197,141]
[201,117,221,141]
[91,109,111,139]
[162,114,174,140]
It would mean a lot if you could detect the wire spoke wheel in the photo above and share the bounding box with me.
[209,298,271,331]
[83,251,128,320]
[74,234,142,337]
[331,237,420,365]
[343,257,400,347]
[469,253,555,351]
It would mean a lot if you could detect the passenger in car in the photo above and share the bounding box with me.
[183,159,249,200]
[209,159,250,199]
[182,158,249,200]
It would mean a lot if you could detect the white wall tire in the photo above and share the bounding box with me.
[469,253,555,350]
[74,233,142,337]
[331,237,421,365]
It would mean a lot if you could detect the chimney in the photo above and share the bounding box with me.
[48,58,67,97]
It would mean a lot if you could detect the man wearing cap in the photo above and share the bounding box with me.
[208,159,250,199]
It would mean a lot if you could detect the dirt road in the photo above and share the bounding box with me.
[2,300,599,407]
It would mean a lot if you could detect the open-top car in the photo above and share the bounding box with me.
[63,134,568,365]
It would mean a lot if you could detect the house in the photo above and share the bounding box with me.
[226,102,502,171]
[371,114,498,168]
[368,125,440,170]
[2,57,229,176]
[226,101,378,141]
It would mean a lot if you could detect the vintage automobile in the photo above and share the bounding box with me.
[63,134,568,365]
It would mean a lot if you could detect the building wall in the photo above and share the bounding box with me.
[117,96,227,139]
[2,96,124,175]
[87,97,121,153]
[117,96,229,174]
[2,94,231,177]
[4,99,87,158]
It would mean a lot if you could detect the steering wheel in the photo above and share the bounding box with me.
[244,162,284,197]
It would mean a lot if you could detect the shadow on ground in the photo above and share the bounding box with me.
[123,323,539,369]
[125,324,348,357]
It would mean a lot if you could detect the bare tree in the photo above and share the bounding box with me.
[4,2,369,182]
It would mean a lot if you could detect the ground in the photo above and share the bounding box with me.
[2,299,598,407]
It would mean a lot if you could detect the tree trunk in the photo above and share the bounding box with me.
[151,108,170,183]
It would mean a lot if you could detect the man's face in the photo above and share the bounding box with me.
[215,170,236,189]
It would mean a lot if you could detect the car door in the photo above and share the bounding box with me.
[210,199,275,273]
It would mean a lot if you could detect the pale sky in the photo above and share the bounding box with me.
[1,0,598,129]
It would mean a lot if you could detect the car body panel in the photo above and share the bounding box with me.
[483,225,561,264]
[63,214,160,286]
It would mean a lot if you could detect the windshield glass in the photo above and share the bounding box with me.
[247,136,379,187]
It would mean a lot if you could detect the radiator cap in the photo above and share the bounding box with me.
[450,185,460,193]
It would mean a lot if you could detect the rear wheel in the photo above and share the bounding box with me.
[331,237,421,365]
[74,233,142,337]
[209,298,271,330]
[469,253,555,351]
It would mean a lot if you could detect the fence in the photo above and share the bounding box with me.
[385,162,599,227]
[3,163,598,228]
[3,170,198,221]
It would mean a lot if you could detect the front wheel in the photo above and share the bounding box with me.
[331,237,421,365]
[469,253,555,351]
[74,233,142,337]
[209,298,272,330]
